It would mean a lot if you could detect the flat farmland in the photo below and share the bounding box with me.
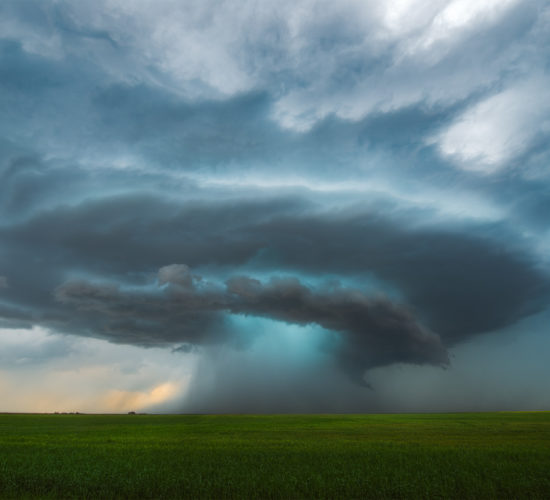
[0,412,549,498]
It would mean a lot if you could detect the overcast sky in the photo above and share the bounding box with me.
[1,0,549,413]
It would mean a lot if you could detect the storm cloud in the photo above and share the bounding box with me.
[54,266,449,385]
[1,0,550,411]
[1,189,549,399]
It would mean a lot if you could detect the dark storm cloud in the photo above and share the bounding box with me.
[248,213,550,341]
[53,276,229,346]
[1,193,547,371]
[54,267,448,384]
[225,276,449,383]
[0,194,306,279]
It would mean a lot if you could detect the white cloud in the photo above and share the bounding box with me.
[268,0,528,130]
[197,173,505,222]
[434,77,550,173]
[380,0,445,37]
[5,0,530,131]
[408,0,519,54]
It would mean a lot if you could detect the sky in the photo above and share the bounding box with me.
[1,0,550,413]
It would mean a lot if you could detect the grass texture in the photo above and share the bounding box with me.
[0,412,549,498]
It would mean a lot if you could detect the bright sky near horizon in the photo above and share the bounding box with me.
[1,0,549,413]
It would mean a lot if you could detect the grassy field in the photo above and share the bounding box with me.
[0,412,549,498]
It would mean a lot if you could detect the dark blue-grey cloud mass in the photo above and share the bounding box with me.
[1,0,549,411]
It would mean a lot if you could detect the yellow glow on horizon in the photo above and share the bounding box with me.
[103,382,181,413]
[0,328,197,414]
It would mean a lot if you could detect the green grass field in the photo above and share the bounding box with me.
[0,412,549,498]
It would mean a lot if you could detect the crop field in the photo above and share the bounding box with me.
[0,412,549,499]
